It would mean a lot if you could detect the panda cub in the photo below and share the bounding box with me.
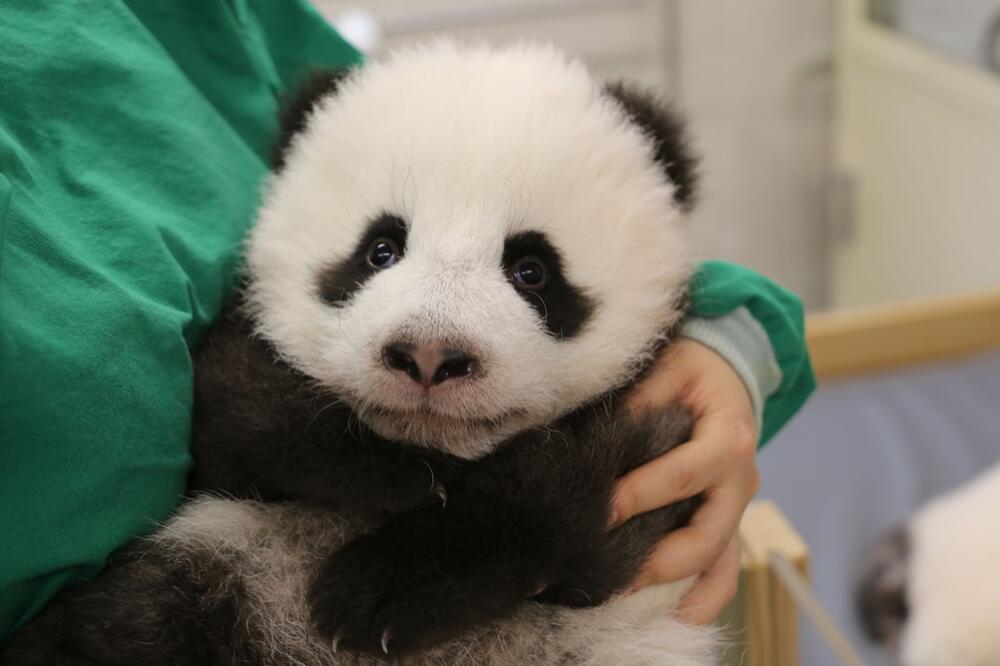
[2,42,714,665]
[859,462,1000,666]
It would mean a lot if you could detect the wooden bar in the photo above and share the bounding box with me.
[807,289,1000,380]
[720,500,811,666]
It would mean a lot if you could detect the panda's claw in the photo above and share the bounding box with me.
[380,628,392,654]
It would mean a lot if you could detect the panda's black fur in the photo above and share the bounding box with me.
[603,81,698,212]
[2,45,708,665]
[857,526,911,649]
[272,67,355,171]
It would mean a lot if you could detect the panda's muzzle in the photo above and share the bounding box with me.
[382,340,479,388]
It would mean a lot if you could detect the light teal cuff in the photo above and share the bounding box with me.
[678,307,783,436]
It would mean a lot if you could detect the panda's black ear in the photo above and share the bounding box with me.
[604,81,698,211]
[272,67,355,171]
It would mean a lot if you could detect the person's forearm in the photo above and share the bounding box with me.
[686,261,816,445]
[679,307,781,438]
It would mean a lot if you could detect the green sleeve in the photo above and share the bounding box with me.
[0,0,359,639]
[688,261,816,444]
[124,0,363,162]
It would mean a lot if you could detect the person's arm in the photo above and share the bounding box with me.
[615,261,815,623]
[0,0,363,640]
[679,307,780,437]
[684,260,816,444]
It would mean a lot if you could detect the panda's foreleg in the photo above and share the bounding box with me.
[305,404,699,659]
[307,494,548,658]
[533,404,702,607]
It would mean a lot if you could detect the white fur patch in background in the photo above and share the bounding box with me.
[902,462,1000,666]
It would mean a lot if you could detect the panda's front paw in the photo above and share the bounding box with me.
[309,519,527,657]
[308,533,457,656]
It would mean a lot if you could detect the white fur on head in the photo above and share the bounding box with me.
[901,462,1000,666]
[247,41,691,458]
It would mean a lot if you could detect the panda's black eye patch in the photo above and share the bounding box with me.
[317,213,407,306]
[502,231,594,340]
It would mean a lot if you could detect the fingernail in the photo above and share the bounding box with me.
[608,509,619,527]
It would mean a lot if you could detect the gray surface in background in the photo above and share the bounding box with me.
[759,351,1000,666]
[870,0,1000,73]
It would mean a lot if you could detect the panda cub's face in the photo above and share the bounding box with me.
[247,43,693,459]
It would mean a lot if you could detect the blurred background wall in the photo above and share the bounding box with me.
[317,0,836,309]
[834,0,1000,307]
[316,0,1000,314]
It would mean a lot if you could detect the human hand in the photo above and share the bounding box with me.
[612,338,760,624]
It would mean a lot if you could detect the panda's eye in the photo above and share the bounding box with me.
[510,256,547,290]
[367,238,401,269]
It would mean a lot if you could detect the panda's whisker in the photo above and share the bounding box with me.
[403,162,418,215]
[333,311,364,356]
[526,290,549,322]
[306,398,345,432]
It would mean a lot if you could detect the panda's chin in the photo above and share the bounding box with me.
[357,403,530,460]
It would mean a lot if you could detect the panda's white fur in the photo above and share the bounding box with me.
[899,462,1000,666]
[246,41,690,458]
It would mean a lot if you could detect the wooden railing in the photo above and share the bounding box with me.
[807,289,1000,380]
[726,288,1000,665]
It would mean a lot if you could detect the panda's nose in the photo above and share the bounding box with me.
[382,341,478,387]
